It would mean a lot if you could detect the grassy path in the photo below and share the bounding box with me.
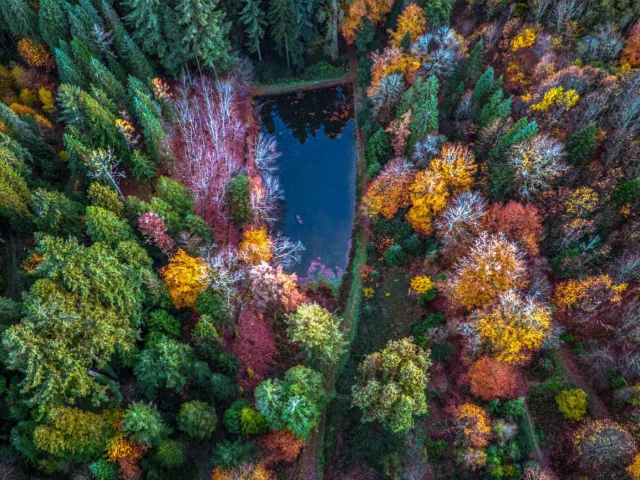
[250,70,352,97]
[296,44,368,480]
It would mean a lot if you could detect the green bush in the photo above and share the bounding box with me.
[383,244,405,266]
[155,439,186,468]
[226,174,253,225]
[89,459,118,480]
[301,61,345,81]
[146,310,180,338]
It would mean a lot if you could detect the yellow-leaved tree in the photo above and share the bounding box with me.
[406,144,476,236]
[160,249,209,309]
[238,227,274,265]
[389,4,427,48]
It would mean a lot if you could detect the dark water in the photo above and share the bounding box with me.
[260,87,356,283]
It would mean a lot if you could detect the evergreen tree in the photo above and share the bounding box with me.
[239,0,266,61]
[4,0,38,39]
[123,402,171,447]
[464,39,484,84]
[66,0,104,53]
[122,35,155,80]
[89,57,127,104]
[0,147,31,220]
[123,0,164,57]
[39,0,70,50]
[478,89,512,128]
[31,188,84,238]
[471,67,497,111]
[268,0,294,69]
[55,46,88,88]
[177,0,235,71]
[128,77,166,162]
[566,124,597,166]
[397,75,440,145]
[70,38,97,80]
[488,117,538,162]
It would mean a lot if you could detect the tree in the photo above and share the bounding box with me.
[435,191,487,250]
[406,144,477,236]
[123,0,164,57]
[455,403,491,447]
[445,232,527,310]
[227,173,253,225]
[341,0,395,44]
[31,189,83,238]
[556,388,588,420]
[268,0,295,69]
[239,0,266,60]
[566,124,597,166]
[2,236,144,412]
[138,211,175,254]
[507,134,568,198]
[388,4,427,48]
[178,0,235,71]
[38,0,70,50]
[0,148,31,219]
[553,275,627,314]
[255,366,327,440]
[352,338,432,433]
[33,407,110,461]
[4,0,38,39]
[397,75,440,145]
[123,402,171,448]
[134,336,194,395]
[286,303,345,366]
[260,429,306,465]
[574,420,636,476]
[248,262,305,313]
[362,158,415,219]
[622,22,640,68]
[160,249,209,309]
[469,357,520,400]
[481,201,542,256]
[85,206,133,245]
[469,290,552,364]
[156,440,186,468]
[88,58,126,104]
[177,400,217,440]
[238,227,274,265]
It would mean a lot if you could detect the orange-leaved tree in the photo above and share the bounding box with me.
[362,158,415,219]
[341,0,395,44]
[444,232,527,310]
[481,201,542,256]
[388,4,427,48]
[369,47,421,87]
[160,249,209,309]
[406,144,476,236]
[469,356,520,400]
[455,403,491,448]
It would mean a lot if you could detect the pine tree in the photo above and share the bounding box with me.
[4,0,38,39]
[70,38,97,80]
[123,35,155,80]
[239,0,266,61]
[566,124,597,166]
[471,67,496,112]
[0,147,31,219]
[160,7,185,75]
[123,0,164,58]
[88,57,126,105]
[464,39,484,83]
[397,75,440,145]
[66,0,104,53]
[488,117,538,162]
[39,0,70,50]
[178,0,235,71]
[128,77,165,162]
[478,89,512,128]
[268,0,294,69]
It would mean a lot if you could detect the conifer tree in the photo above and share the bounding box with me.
[123,0,164,57]
[478,89,512,128]
[464,39,484,83]
[88,57,127,106]
[178,0,235,71]
[0,147,31,220]
[268,0,294,69]
[566,124,597,166]
[239,0,267,61]
[128,77,165,162]
[39,0,70,50]
[471,67,500,112]
[70,38,97,80]
[397,75,440,145]
[66,0,104,53]
[5,0,39,39]
[55,46,88,88]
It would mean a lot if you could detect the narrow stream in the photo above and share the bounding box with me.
[259,87,356,284]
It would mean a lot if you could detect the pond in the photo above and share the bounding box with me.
[259,87,357,284]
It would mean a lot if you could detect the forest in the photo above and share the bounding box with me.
[0,0,639,478]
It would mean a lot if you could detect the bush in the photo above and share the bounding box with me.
[301,61,345,81]
[556,388,588,420]
[123,402,171,447]
[177,400,217,440]
[226,174,253,225]
[383,244,405,266]
[89,459,118,480]
[146,310,180,338]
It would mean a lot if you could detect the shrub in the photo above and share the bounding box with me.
[226,174,253,225]
[555,388,588,420]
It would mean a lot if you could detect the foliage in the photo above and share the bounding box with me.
[362,158,415,219]
[469,357,520,400]
[456,403,491,447]
[388,5,427,48]
[481,201,542,256]
[227,174,253,225]
[410,275,435,295]
[553,275,627,313]
[123,402,171,447]
[286,303,345,366]
[160,249,209,309]
[239,227,274,265]
[555,388,588,420]
[574,420,636,475]
[445,233,527,310]
[177,400,217,440]
[341,0,395,43]
[156,439,186,468]
[352,338,432,433]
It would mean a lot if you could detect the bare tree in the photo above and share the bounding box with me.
[551,0,583,33]
[272,233,305,268]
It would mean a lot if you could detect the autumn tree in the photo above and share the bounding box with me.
[469,290,552,364]
[352,338,432,433]
[481,201,543,256]
[260,429,306,465]
[362,158,415,219]
[248,262,305,313]
[554,275,627,314]
[388,4,427,48]
[455,403,491,447]
[159,249,209,309]
[286,303,345,366]
[622,22,640,68]
[238,227,274,265]
[574,420,636,476]
[341,0,395,44]
[435,191,486,250]
[556,388,588,420]
[469,356,520,400]
[444,233,527,310]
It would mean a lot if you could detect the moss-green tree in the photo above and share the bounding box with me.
[177,400,217,440]
[352,338,432,433]
[226,173,253,224]
[123,402,171,447]
[286,303,345,366]
[239,0,267,61]
[566,124,597,166]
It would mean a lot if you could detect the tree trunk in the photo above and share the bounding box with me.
[285,35,290,70]
[257,41,262,62]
